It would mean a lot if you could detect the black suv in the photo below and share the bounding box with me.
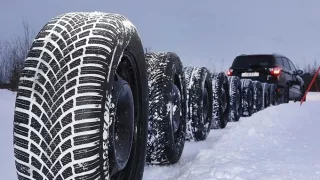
[227,53,305,102]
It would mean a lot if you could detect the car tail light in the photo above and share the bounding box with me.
[269,67,282,76]
[227,69,233,76]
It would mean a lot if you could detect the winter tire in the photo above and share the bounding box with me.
[252,81,263,113]
[269,84,277,105]
[261,83,270,109]
[227,76,242,122]
[283,85,290,103]
[183,66,213,141]
[240,79,254,117]
[211,72,229,129]
[145,52,187,165]
[13,12,149,180]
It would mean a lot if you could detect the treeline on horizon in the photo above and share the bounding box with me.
[0,22,319,93]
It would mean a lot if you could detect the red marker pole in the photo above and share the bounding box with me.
[300,66,320,105]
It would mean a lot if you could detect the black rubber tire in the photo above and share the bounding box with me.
[269,84,277,106]
[227,76,242,122]
[240,79,254,117]
[145,52,187,165]
[211,72,230,129]
[261,83,270,109]
[252,81,263,113]
[283,85,290,103]
[13,12,148,180]
[183,66,213,141]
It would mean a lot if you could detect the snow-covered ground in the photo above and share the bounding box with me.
[1,90,320,180]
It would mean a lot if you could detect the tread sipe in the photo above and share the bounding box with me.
[13,12,148,180]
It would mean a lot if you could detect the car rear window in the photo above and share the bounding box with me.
[231,55,275,69]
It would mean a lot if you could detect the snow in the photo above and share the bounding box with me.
[0,89,16,180]
[1,89,320,180]
[144,93,320,180]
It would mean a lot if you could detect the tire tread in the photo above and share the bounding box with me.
[13,12,141,180]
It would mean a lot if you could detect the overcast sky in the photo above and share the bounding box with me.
[1,0,320,71]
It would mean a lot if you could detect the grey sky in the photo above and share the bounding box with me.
[1,0,320,71]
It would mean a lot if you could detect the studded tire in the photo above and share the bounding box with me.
[261,83,270,109]
[252,81,263,113]
[269,83,277,106]
[145,52,187,165]
[227,76,242,122]
[13,12,149,180]
[283,84,290,104]
[240,79,254,117]
[211,72,229,129]
[183,66,213,141]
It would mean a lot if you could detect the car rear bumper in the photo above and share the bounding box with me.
[234,75,278,84]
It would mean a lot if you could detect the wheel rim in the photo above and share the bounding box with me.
[171,83,181,134]
[109,54,141,179]
[221,88,227,112]
[110,75,134,173]
[172,73,184,143]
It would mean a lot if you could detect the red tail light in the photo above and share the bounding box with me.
[269,67,282,76]
[227,69,233,76]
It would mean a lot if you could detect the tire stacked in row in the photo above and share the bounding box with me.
[252,81,263,113]
[145,52,187,165]
[225,76,279,118]
[211,72,230,129]
[12,12,190,180]
[183,66,213,141]
[11,11,275,180]
[182,67,232,141]
[227,76,242,122]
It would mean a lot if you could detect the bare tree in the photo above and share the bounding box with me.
[220,58,225,72]
[0,40,10,85]
[0,41,4,84]
[0,21,34,90]
[311,60,319,75]
[303,60,319,76]
[206,58,216,74]
[144,46,151,53]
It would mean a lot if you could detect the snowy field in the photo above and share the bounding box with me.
[1,89,320,180]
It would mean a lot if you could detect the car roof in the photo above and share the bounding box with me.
[237,53,287,59]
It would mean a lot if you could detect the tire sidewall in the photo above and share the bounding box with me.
[108,25,148,180]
